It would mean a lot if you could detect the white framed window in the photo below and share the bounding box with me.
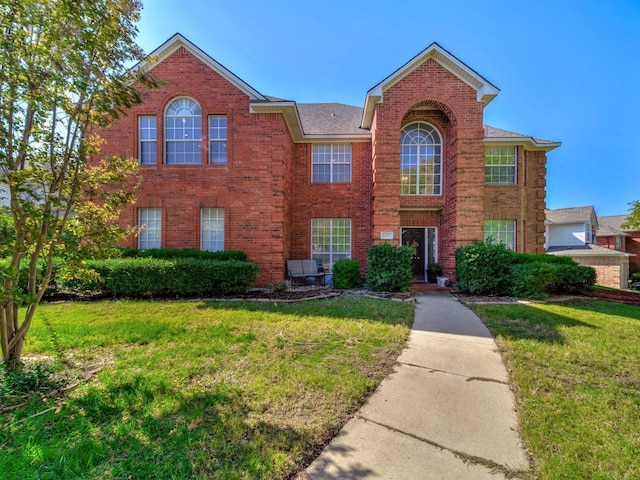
[312,144,352,182]
[485,146,516,184]
[208,116,227,164]
[165,97,202,164]
[400,122,442,195]
[484,220,516,251]
[201,208,224,252]
[311,218,351,271]
[139,116,156,165]
[138,208,161,250]
[615,236,622,249]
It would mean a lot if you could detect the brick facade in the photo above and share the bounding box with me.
[95,35,558,286]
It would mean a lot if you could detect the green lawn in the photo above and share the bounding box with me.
[472,300,640,480]
[0,297,414,479]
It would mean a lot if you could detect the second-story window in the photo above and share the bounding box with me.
[485,146,516,184]
[138,116,156,165]
[165,97,202,164]
[312,144,352,182]
[208,115,228,164]
[400,123,442,195]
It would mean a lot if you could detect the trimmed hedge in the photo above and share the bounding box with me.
[455,241,596,297]
[113,248,247,262]
[365,244,413,292]
[86,258,258,295]
[2,257,259,298]
[332,259,361,289]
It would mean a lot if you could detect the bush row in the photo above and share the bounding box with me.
[455,240,596,297]
[115,248,247,262]
[3,257,259,298]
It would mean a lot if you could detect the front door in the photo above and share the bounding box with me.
[402,228,426,280]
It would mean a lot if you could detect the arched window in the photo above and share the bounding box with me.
[400,122,442,195]
[165,97,202,164]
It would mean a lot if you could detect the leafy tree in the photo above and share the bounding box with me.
[0,0,154,368]
[622,200,640,230]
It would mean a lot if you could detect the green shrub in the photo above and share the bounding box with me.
[511,253,577,265]
[454,240,514,295]
[631,273,640,282]
[111,248,248,262]
[509,262,557,297]
[365,244,413,292]
[88,258,258,295]
[332,259,361,289]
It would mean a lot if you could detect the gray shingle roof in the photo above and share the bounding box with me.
[484,126,558,145]
[296,103,369,136]
[545,206,595,225]
[598,215,638,234]
[547,244,633,257]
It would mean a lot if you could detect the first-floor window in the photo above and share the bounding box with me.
[484,220,515,250]
[311,218,351,271]
[201,208,224,251]
[138,208,161,250]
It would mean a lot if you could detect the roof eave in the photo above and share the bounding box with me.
[361,43,500,129]
[484,137,562,152]
[250,101,303,141]
[134,33,267,101]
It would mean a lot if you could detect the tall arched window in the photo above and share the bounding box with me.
[165,97,202,164]
[400,122,442,195]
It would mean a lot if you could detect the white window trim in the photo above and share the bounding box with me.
[485,146,517,185]
[484,220,516,251]
[138,116,157,165]
[310,218,352,271]
[208,115,228,165]
[311,143,352,183]
[138,208,162,250]
[201,207,225,252]
[164,97,203,165]
[400,122,442,196]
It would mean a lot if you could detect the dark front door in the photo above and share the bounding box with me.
[402,228,426,280]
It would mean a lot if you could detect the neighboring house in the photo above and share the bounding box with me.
[597,215,640,274]
[546,206,633,289]
[95,33,560,286]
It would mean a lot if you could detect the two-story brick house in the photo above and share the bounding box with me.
[96,34,560,286]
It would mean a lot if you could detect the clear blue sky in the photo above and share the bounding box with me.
[136,0,639,217]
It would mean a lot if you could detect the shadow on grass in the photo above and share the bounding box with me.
[472,301,598,345]
[1,373,365,479]
[196,295,415,327]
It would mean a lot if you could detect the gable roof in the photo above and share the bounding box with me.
[484,126,561,151]
[598,214,638,235]
[135,33,267,101]
[361,43,500,129]
[546,206,597,226]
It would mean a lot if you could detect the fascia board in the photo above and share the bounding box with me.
[134,33,267,101]
[361,43,499,129]
[483,137,562,152]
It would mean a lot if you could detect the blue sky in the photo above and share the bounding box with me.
[136,0,640,217]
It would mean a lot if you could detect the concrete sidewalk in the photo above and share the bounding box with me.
[304,291,531,479]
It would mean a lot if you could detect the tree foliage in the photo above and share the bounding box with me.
[0,0,153,367]
[622,200,640,230]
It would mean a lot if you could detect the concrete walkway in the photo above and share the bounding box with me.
[304,291,531,479]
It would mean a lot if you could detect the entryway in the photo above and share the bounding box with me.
[401,227,437,281]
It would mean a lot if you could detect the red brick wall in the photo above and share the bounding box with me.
[370,58,485,278]
[483,148,547,254]
[290,141,372,271]
[597,232,640,273]
[96,47,292,285]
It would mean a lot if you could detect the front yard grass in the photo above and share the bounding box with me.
[0,297,414,479]
[472,300,640,480]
